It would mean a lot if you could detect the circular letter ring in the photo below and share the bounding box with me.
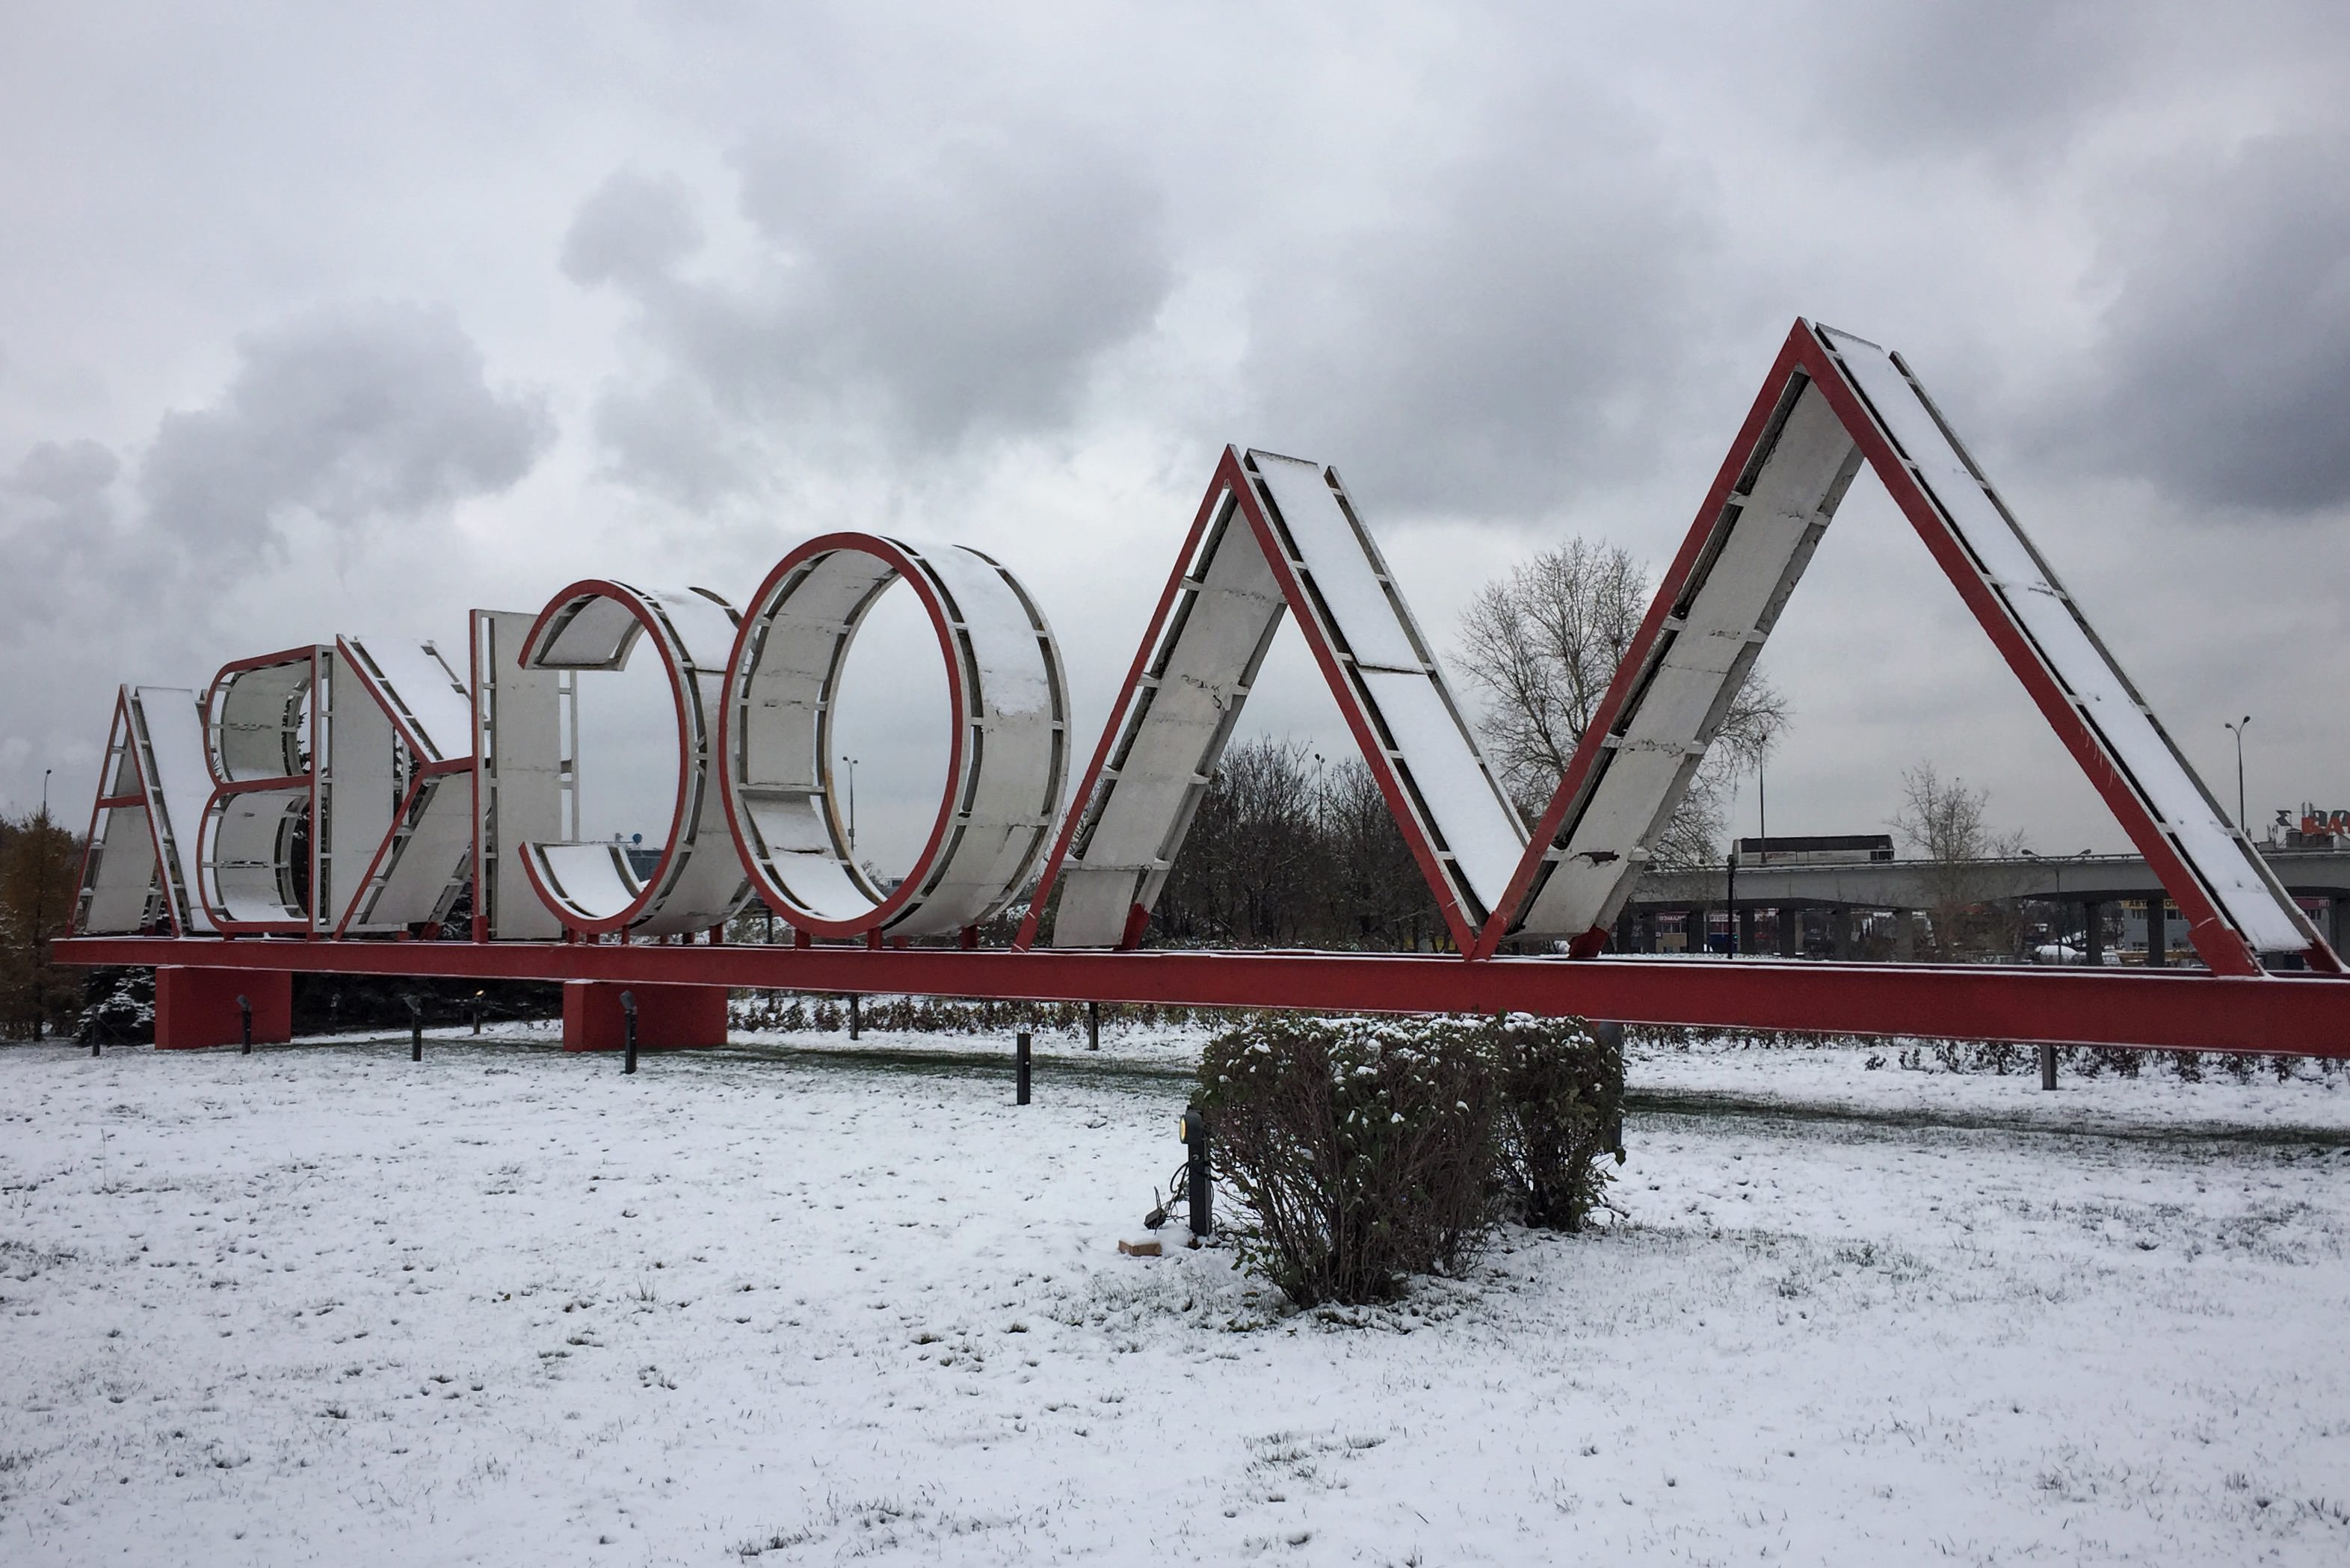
[720,534,1069,939]
[517,580,750,937]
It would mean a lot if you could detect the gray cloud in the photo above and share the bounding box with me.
[1237,95,1727,513]
[732,122,1173,436]
[561,170,704,291]
[584,373,754,513]
[138,300,552,555]
[10,437,118,527]
[2065,131,2350,514]
[564,119,1174,500]
[1802,0,2155,163]
[0,439,123,634]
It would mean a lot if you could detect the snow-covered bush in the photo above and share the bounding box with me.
[1198,1014,1501,1306]
[1199,1013,1621,1307]
[1490,1015,1625,1232]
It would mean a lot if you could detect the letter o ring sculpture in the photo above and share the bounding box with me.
[519,581,752,937]
[721,534,1070,939]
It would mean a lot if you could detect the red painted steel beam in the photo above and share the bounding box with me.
[55,937,2350,1057]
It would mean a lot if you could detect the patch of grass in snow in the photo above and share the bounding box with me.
[735,1525,819,1556]
[0,1238,77,1279]
[1243,1427,1394,1496]
[732,1488,1028,1557]
[0,1446,43,1508]
[2032,1445,2167,1508]
[1040,1247,1284,1334]
[2027,1194,2344,1265]
[2210,1201,2335,1264]
[1830,1240,1930,1282]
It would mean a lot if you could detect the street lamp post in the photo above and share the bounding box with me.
[31,769,52,1040]
[1725,778,1738,958]
[2224,715,2252,836]
[1750,741,1773,954]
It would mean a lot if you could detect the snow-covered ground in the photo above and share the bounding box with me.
[4,1028,2348,1565]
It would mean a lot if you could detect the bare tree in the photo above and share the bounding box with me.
[1891,762,1999,862]
[1457,540,1648,800]
[1890,762,2028,957]
[1148,741,1442,950]
[1455,537,1788,865]
[1156,738,1327,945]
[1316,756,1437,950]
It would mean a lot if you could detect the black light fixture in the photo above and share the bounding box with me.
[2223,715,2253,837]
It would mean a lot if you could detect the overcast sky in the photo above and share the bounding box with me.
[4,1,2347,874]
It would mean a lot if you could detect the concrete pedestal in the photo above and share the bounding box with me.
[561,981,729,1052]
[155,967,292,1050]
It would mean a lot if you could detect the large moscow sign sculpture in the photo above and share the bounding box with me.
[60,321,2350,1057]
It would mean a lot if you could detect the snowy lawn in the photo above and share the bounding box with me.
[4,1029,2349,1565]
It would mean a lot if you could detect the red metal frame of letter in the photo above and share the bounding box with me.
[1017,447,1493,953]
[1478,320,2335,976]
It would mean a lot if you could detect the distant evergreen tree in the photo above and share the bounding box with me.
[0,808,83,1040]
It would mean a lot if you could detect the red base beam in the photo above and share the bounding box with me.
[57,938,2350,1057]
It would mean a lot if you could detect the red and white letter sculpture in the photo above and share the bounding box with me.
[61,320,2350,1057]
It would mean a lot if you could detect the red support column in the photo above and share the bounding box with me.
[561,981,729,1052]
[154,968,292,1050]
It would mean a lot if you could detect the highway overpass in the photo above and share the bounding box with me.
[1621,847,2350,962]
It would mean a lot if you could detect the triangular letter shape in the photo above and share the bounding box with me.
[72,685,217,936]
[1019,447,1525,952]
[1484,319,2335,976]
